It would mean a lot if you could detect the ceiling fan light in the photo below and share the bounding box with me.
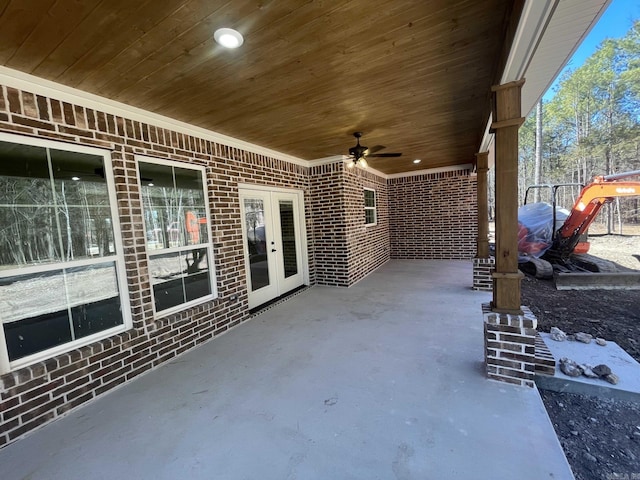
[214,28,244,48]
[347,159,356,169]
[359,158,368,168]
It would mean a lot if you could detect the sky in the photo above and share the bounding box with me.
[542,0,640,100]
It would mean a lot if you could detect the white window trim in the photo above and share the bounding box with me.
[0,132,132,374]
[364,187,377,226]
[136,155,217,318]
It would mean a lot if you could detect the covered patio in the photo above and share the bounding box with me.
[0,261,573,479]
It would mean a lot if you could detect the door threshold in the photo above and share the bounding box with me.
[249,285,311,317]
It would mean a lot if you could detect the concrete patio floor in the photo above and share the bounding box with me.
[0,260,574,480]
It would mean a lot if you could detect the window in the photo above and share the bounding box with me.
[0,133,131,373]
[364,188,377,225]
[138,157,216,314]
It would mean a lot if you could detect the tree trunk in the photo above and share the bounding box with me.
[534,100,543,202]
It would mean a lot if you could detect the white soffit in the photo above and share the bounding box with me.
[481,0,610,152]
[520,0,611,117]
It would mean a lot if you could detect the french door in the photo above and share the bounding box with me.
[239,187,307,309]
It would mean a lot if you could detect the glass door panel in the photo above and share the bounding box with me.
[278,200,298,278]
[244,198,270,292]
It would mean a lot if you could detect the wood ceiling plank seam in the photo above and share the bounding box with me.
[78,0,238,92]
[152,12,502,125]
[0,0,58,64]
[32,0,154,81]
[116,1,457,108]
[75,4,190,90]
[94,0,297,97]
[6,0,104,73]
[110,2,374,106]
[47,0,180,86]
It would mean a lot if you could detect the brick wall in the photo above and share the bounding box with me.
[309,162,390,287]
[0,83,477,448]
[344,167,390,285]
[0,84,312,447]
[388,171,477,259]
[309,162,349,286]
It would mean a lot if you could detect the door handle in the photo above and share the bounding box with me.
[271,248,277,252]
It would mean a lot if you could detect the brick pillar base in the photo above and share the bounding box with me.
[473,257,495,291]
[482,303,537,387]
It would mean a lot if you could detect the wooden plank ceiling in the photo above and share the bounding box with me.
[0,0,515,174]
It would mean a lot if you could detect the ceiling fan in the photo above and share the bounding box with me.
[347,131,402,168]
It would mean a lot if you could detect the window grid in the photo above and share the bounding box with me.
[137,156,217,316]
[0,133,131,373]
[364,188,377,225]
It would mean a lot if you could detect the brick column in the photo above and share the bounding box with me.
[483,303,537,387]
[473,257,495,291]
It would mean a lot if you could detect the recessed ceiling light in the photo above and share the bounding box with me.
[413,159,422,164]
[71,176,80,181]
[148,183,154,187]
[214,28,244,49]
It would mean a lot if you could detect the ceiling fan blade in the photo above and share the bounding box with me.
[367,152,402,157]
[368,145,386,154]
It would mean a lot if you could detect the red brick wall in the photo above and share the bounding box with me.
[309,162,390,287]
[0,84,473,448]
[388,171,477,259]
[0,85,312,447]
[309,162,348,286]
[344,167,390,285]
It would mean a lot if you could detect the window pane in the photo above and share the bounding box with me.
[58,207,115,261]
[149,251,183,311]
[183,248,211,301]
[5,310,72,361]
[0,206,61,267]
[279,200,298,278]
[365,209,376,224]
[364,189,375,207]
[67,263,123,339]
[139,163,209,249]
[0,142,61,267]
[0,141,52,206]
[1,269,72,361]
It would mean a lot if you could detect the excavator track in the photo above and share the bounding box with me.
[520,257,554,279]
[570,253,618,273]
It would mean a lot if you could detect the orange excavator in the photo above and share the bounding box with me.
[519,170,640,284]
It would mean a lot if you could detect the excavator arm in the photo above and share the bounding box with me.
[552,174,640,256]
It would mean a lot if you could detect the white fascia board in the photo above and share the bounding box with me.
[501,0,558,84]
[0,66,307,166]
[480,0,557,152]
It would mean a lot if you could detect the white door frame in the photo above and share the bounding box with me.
[238,184,309,308]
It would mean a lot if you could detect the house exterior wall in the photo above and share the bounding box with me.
[344,167,390,285]
[388,171,478,259]
[0,85,311,447]
[0,84,476,448]
[309,162,348,286]
[309,162,390,287]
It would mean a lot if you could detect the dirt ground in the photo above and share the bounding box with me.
[520,231,640,480]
